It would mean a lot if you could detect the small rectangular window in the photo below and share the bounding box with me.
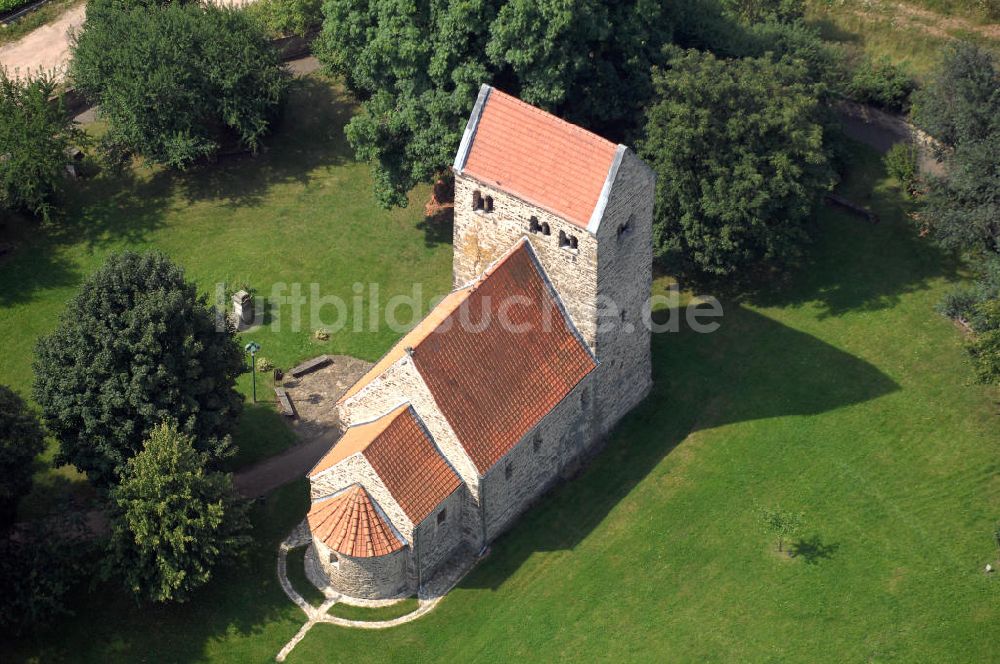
[437,508,447,525]
[559,230,578,251]
[533,433,542,453]
[505,463,513,480]
[529,216,541,234]
[472,190,483,211]
[484,196,494,213]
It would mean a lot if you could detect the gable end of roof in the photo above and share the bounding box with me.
[453,84,491,173]
[586,144,628,234]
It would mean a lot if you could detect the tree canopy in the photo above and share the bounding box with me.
[0,70,84,221]
[912,42,1000,257]
[33,251,243,488]
[0,385,46,531]
[315,0,674,207]
[639,48,833,284]
[105,422,249,603]
[70,0,289,169]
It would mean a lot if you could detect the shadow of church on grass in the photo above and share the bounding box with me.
[460,303,898,591]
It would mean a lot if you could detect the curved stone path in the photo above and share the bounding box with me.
[274,521,457,662]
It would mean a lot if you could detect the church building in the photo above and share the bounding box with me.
[305,84,656,599]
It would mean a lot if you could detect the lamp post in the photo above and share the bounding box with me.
[244,341,261,403]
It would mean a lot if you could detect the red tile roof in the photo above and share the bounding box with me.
[460,87,619,229]
[361,406,462,525]
[307,485,404,558]
[413,241,595,474]
[310,404,461,525]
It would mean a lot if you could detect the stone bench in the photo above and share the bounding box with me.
[289,355,333,378]
[275,387,295,417]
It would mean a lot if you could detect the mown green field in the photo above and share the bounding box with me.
[4,90,998,660]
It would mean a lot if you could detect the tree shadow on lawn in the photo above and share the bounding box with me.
[0,75,356,308]
[170,76,357,210]
[789,534,841,564]
[746,140,962,319]
[0,165,174,307]
[462,303,899,590]
[6,480,312,663]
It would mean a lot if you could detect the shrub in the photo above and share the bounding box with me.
[0,385,46,531]
[846,56,915,112]
[883,142,920,194]
[105,422,250,603]
[70,0,289,169]
[640,48,833,285]
[966,299,1000,385]
[33,251,244,488]
[0,70,85,221]
[245,0,322,38]
[720,0,804,24]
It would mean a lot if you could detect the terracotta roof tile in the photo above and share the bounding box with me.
[361,406,462,525]
[413,242,595,473]
[309,404,461,525]
[462,87,619,229]
[307,485,404,558]
[335,241,595,476]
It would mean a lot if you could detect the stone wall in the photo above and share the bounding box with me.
[314,539,412,599]
[480,376,596,542]
[452,175,599,348]
[412,487,469,582]
[592,149,655,434]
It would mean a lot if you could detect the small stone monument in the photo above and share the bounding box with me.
[232,290,253,329]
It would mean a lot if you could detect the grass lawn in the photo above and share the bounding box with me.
[285,546,326,607]
[0,75,451,517]
[327,597,420,622]
[4,130,998,661]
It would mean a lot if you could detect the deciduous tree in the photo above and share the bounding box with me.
[0,70,84,221]
[70,0,289,169]
[105,422,250,603]
[34,251,243,488]
[315,0,673,207]
[0,385,46,531]
[639,48,833,284]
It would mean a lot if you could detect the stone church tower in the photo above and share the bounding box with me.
[451,84,656,436]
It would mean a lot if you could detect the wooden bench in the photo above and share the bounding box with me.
[289,355,333,377]
[824,193,879,224]
[274,387,295,417]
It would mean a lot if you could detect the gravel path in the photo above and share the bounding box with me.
[0,0,269,80]
[0,3,84,79]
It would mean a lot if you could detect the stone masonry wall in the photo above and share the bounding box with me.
[453,175,599,348]
[592,149,656,435]
[314,539,412,599]
[412,487,468,582]
[480,375,596,542]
